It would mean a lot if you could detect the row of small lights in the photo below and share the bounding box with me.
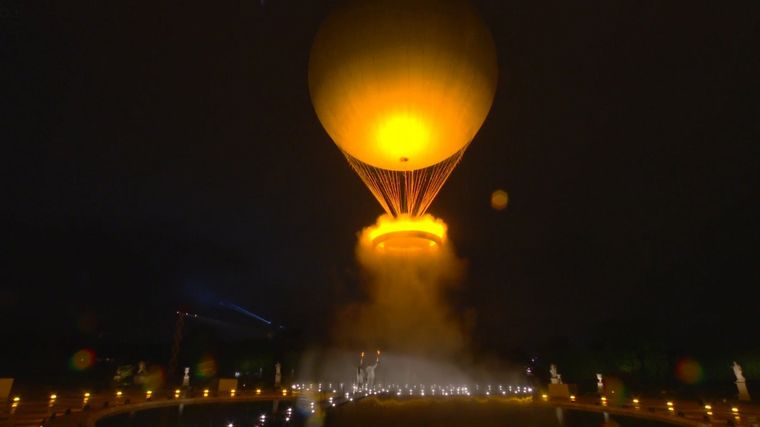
[343,385,527,400]
[290,382,532,393]
[168,387,289,399]
[7,387,289,406]
[543,394,743,418]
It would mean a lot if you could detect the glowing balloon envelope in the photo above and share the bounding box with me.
[309,0,497,216]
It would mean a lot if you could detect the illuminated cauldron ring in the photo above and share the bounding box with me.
[363,214,447,252]
[371,229,443,251]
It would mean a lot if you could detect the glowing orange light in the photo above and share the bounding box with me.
[491,190,509,210]
[256,388,262,395]
[375,114,431,164]
[363,214,446,251]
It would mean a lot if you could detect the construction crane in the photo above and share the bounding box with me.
[168,310,197,384]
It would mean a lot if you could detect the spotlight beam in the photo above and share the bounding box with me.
[219,302,273,326]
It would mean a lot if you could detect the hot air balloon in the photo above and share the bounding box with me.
[310,0,497,250]
[309,0,497,212]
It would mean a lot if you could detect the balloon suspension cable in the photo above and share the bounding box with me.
[343,145,468,217]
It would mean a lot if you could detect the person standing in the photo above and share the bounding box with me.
[365,351,380,390]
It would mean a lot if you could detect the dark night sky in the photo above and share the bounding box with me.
[3,0,759,370]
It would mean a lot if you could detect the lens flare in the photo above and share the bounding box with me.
[362,214,446,252]
[675,357,704,384]
[70,349,95,371]
[490,190,509,210]
[196,354,218,379]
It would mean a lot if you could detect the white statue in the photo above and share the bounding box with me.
[733,361,746,383]
[364,351,380,389]
[733,361,751,401]
[596,373,604,393]
[550,364,561,384]
[182,367,190,387]
[274,362,282,387]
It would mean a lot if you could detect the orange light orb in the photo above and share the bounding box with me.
[491,189,509,210]
[309,0,498,172]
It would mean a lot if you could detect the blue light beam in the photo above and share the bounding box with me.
[219,302,272,325]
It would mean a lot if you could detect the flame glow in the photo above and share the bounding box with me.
[375,114,432,163]
[362,214,447,252]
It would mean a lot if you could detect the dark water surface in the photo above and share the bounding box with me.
[327,398,678,427]
[97,401,302,427]
[97,398,678,427]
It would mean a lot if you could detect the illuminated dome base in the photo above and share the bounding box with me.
[362,214,447,252]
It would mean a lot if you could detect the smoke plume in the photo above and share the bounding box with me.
[335,218,467,358]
